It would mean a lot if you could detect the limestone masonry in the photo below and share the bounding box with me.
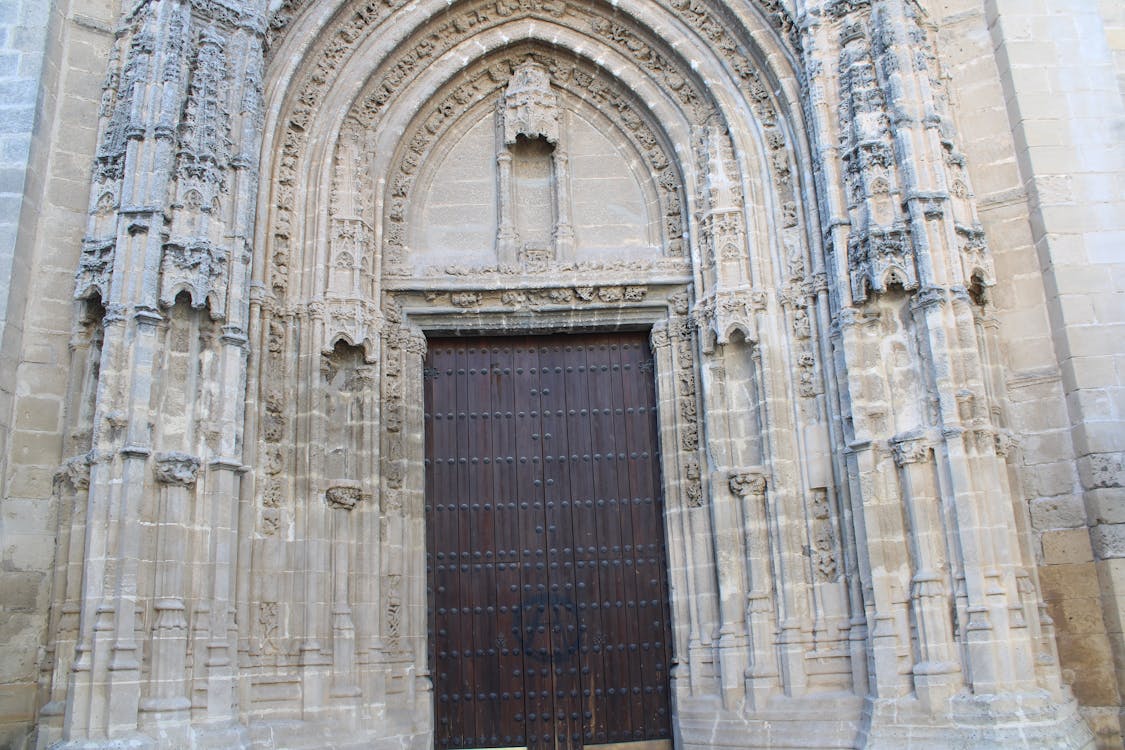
[0,0,1122,748]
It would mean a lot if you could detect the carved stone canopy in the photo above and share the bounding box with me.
[503,59,560,145]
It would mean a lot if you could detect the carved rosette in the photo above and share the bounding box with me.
[153,452,201,487]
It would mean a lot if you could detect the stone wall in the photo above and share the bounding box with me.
[932,0,1125,745]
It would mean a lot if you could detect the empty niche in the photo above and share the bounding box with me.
[510,134,555,256]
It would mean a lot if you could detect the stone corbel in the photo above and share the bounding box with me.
[890,432,934,468]
[729,467,767,499]
[325,483,365,511]
[58,454,92,492]
[153,452,201,486]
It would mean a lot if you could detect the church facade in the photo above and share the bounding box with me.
[0,0,1122,748]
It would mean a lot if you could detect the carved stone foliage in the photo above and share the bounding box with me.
[153,451,202,486]
[385,573,403,649]
[57,454,92,492]
[411,258,689,280]
[186,0,269,34]
[257,601,280,655]
[808,489,840,583]
[258,313,291,535]
[891,432,933,467]
[669,320,703,507]
[380,314,420,515]
[265,0,803,62]
[410,284,652,311]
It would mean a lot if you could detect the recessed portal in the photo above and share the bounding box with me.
[424,333,674,750]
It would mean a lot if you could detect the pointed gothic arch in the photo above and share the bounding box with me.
[38,0,1097,747]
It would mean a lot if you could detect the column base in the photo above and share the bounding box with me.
[860,689,1095,749]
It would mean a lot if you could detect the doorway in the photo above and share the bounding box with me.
[424,333,674,750]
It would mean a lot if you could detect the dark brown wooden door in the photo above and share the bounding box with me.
[425,333,673,750]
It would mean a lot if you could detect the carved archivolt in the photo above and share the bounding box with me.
[264,0,804,301]
[266,0,803,61]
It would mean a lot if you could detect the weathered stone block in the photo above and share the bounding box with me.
[1043,528,1096,564]
[1040,562,1104,599]
[1092,524,1125,560]
[1030,494,1089,530]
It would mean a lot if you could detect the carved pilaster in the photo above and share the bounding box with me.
[325,483,363,700]
[728,467,780,708]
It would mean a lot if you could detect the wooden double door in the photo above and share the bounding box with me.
[424,333,674,750]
